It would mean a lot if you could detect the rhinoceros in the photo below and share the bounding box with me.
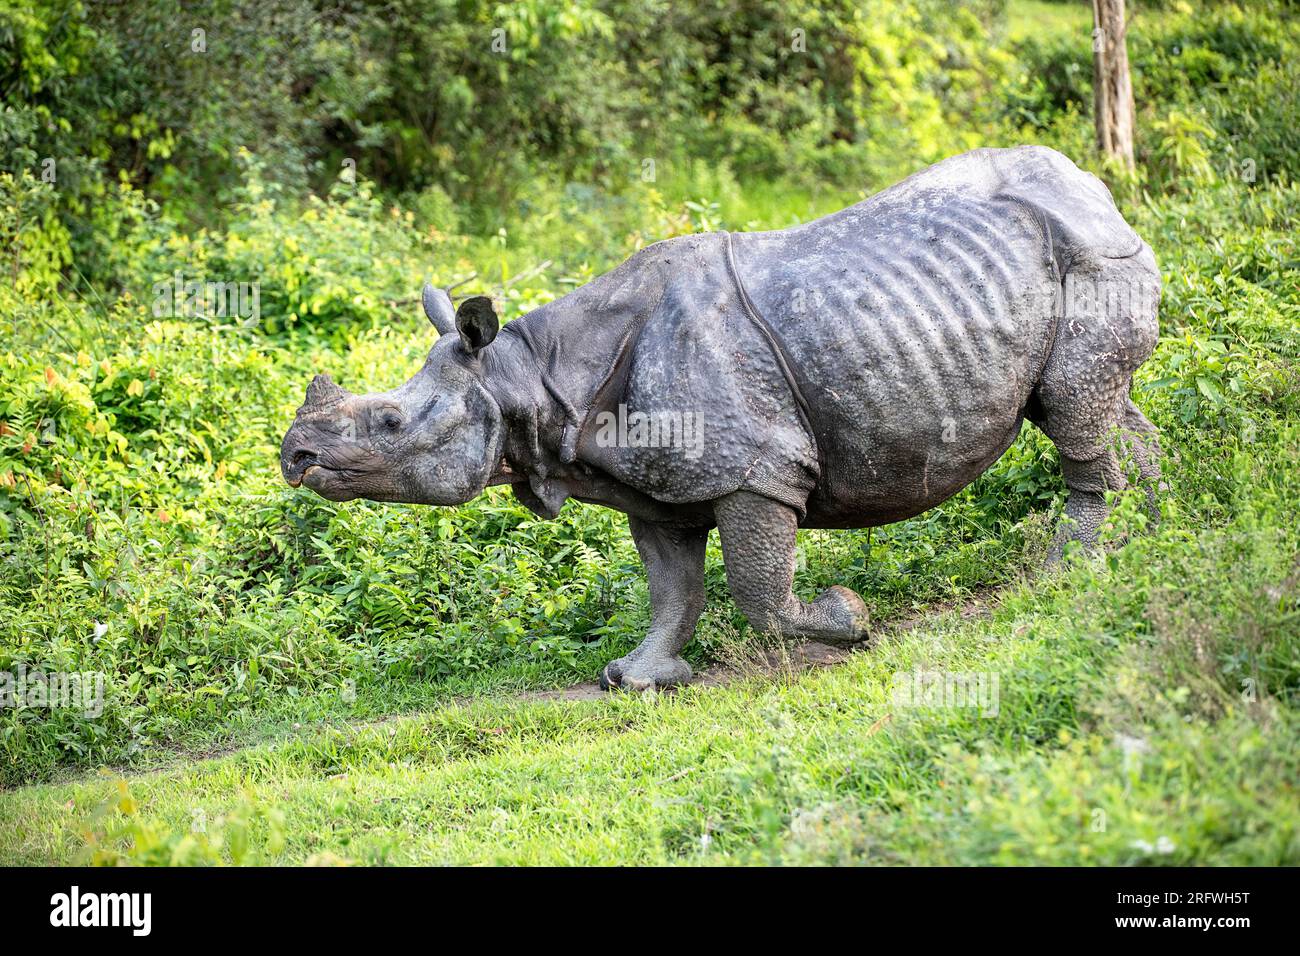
[281,146,1163,689]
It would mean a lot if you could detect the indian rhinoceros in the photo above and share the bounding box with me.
[281,145,1163,689]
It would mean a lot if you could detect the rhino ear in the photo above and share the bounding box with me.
[421,283,456,336]
[455,296,499,354]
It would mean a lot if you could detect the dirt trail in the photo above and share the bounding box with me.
[522,640,856,701]
[523,589,998,701]
[22,589,1000,790]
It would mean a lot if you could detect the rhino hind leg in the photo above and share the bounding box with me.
[601,516,708,691]
[1045,405,1161,561]
[1033,249,1163,561]
[714,491,870,647]
[1040,394,1166,563]
[1120,397,1164,520]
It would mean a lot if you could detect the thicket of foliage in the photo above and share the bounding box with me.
[0,0,1297,826]
[1007,1,1299,185]
[2,0,1008,265]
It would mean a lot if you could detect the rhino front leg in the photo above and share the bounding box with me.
[714,491,870,646]
[600,516,708,691]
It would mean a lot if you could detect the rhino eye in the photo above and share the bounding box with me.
[381,412,402,431]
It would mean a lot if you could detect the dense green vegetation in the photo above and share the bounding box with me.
[1,0,1297,864]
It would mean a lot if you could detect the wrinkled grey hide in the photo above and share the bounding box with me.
[282,146,1163,689]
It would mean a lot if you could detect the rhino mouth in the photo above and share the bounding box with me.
[289,463,322,488]
[296,463,362,501]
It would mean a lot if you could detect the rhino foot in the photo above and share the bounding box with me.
[600,652,693,692]
[810,585,871,646]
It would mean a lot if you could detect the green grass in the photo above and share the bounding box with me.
[3,503,1296,865]
[4,165,1299,866]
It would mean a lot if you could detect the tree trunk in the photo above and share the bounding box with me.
[1092,0,1136,170]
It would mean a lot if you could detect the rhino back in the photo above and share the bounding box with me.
[731,147,1109,524]
[522,147,1143,526]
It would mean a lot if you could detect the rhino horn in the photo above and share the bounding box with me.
[303,373,350,410]
[422,282,456,336]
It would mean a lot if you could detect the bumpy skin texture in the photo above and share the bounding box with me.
[282,146,1164,688]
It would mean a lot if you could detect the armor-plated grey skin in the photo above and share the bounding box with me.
[282,146,1164,689]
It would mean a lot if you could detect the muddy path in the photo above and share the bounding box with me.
[523,587,1000,701]
[16,588,1002,791]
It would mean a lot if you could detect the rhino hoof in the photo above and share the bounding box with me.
[814,585,871,645]
[600,655,692,692]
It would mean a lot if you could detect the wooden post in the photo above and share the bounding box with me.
[1092,0,1136,170]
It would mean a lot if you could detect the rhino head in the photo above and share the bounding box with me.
[280,286,506,505]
